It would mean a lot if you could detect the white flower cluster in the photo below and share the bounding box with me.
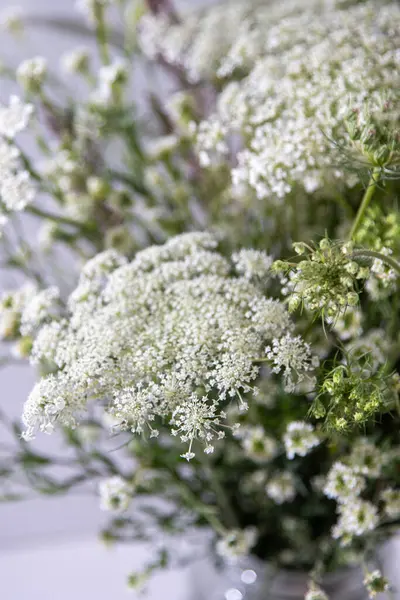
[381,488,400,519]
[216,527,257,561]
[0,284,60,345]
[323,445,385,543]
[17,56,47,93]
[323,462,365,502]
[266,335,319,393]
[0,96,35,225]
[22,233,311,457]
[91,57,128,106]
[240,425,277,463]
[0,283,36,340]
[363,570,390,598]
[155,0,400,201]
[20,286,60,336]
[232,249,273,281]
[61,47,90,75]
[332,500,379,544]
[265,471,296,505]
[348,439,384,478]
[305,584,329,600]
[138,1,255,84]
[98,475,132,513]
[283,421,321,460]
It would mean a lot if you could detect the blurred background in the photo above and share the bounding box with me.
[0,1,399,599]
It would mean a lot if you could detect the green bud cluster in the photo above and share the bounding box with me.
[355,205,400,253]
[312,364,399,431]
[344,97,400,175]
[273,239,369,318]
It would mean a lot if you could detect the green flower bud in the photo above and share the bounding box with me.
[319,238,330,251]
[293,242,306,255]
[347,292,359,306]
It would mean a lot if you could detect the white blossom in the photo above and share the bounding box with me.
[155,0,400,201]
[22,233,301,454]
[363,570,390,598]
[332,500,379,542]
[216,527,257,561]
[381,488,400,519]
[348,439,384,478]
[266,334,319,393]
[0,95,33,139]
[21,373,78,440]
[265,471,296,504]
[305,584,329,600]
[61,47,90,74]
[232,249,273,281]
[17,56,47,92]
[0,6,24,33]
[20,286,60,336]
[240,425,277,463]
[283,421,321,460]
[323,462,365,503]
[98,475,132,512]
[91,57,128,106]
[1,169,35,212]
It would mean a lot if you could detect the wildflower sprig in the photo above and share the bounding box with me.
[272,239,369,320]
[312,362,400,431]
[343,97,400,179]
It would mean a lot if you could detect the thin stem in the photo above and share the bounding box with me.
[95,3,110,65]
[26,206,95,234]
[349,168,381,240]
[351,250,400,277]
[165,464,227,536]
[197,451,239,529]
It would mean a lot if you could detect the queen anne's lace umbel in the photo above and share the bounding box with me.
[143,0,400,202]
[22,233,315,458]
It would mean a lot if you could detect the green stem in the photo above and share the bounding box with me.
[349,168,381,240]
[95,3,110,65]
[165,465,227,536]
[351,250,400,276]
[197,452,239,529]
[26,205,93,231]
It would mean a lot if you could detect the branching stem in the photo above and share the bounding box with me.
[349,168,381,240]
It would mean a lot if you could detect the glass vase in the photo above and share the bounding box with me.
[188,556,371,600]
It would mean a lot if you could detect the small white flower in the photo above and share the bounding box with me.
[241,425,277,462]
[363,569,390,598]
[1,170,36,211]
[216,527,257,561]
[61,47,90,74]
[20,286,60,336]
[332,500,379,541]
[305,583,329,600]
[323,462,366,503]
[98,475,132,513]
[0,6,24,34]
[266,334,318,393]
[0,95,33,139]
[380,488,400,519]
[265,471,296,504]
[17,56,47,92]
[349,439,383,478]
[232,249,273,280]
[283,421,321,460]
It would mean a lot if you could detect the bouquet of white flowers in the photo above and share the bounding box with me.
[0,0,399,598]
